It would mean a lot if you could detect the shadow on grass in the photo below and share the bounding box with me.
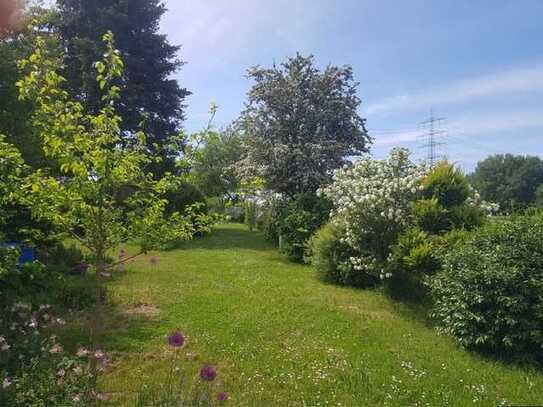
[60,300,164,354]
[58,270,165,354]
[170,223,272,252]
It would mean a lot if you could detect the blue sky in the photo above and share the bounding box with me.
[160,0,543,171]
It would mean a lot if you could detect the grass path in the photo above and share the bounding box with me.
[71,223,543,406]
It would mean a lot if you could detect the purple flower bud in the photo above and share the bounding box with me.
[168,331,185,348]
[217,392,229,403]
[200,364,217,382]
[78,261,88,274]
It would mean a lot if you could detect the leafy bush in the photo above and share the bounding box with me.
[430,214,543,358]
[0,248,61,308]
[385,229,440,301]
[412,198,451,234]
[165,181,207,215]
[309,222,378,287]
[422,162,470,208]
[415,163,490,235]
[448,204,486,230]
[37,243,85,275]
[181,203,224,239]
[0,253,103,405]
[0,246,101,311]
[266,193,332,262]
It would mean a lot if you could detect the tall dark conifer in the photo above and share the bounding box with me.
[55,0,190,173]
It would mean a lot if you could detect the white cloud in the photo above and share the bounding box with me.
[366,65,543,117]
[371,129,421,146]
[161,0,333,67]
[372,109,543,146]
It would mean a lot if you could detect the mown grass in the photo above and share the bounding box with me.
[62,223,543,406]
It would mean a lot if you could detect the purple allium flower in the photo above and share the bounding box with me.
[200,364,217,381]
[78,261,88,274]
[149,256,159,266]
[217,392,229,403]
[168,331,185,348]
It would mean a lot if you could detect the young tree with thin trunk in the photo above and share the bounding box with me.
[16,31,197,277]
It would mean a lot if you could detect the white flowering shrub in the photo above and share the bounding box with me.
[465,187,500,215]
[321,148,428,279]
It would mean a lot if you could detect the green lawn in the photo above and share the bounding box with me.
[65,223,543,406]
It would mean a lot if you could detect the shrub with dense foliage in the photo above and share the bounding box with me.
[309,222,377,287]
[415,162,491,234]
[320,155,498,301]
[265,193,332,262]
[164,180,207,216]
[430,213,543,358]
[385,228,440,301]
[386,162,492,299]
[422,162,471,208]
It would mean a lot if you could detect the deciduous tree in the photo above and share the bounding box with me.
[470,154,543,212]
[238,54,371,196]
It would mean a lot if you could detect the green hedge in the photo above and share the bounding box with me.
[430,214,543,358]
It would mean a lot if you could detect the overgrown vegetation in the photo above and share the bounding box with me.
[1,0,543,404]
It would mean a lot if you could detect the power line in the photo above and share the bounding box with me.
[418,109,447,167]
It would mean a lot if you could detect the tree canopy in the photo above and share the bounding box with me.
[238,54,371,196]
[15,31,199,273]
[0,6,53,169]
[470,154,543,212]
[55,0,190,174]
[189,127,243,199]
